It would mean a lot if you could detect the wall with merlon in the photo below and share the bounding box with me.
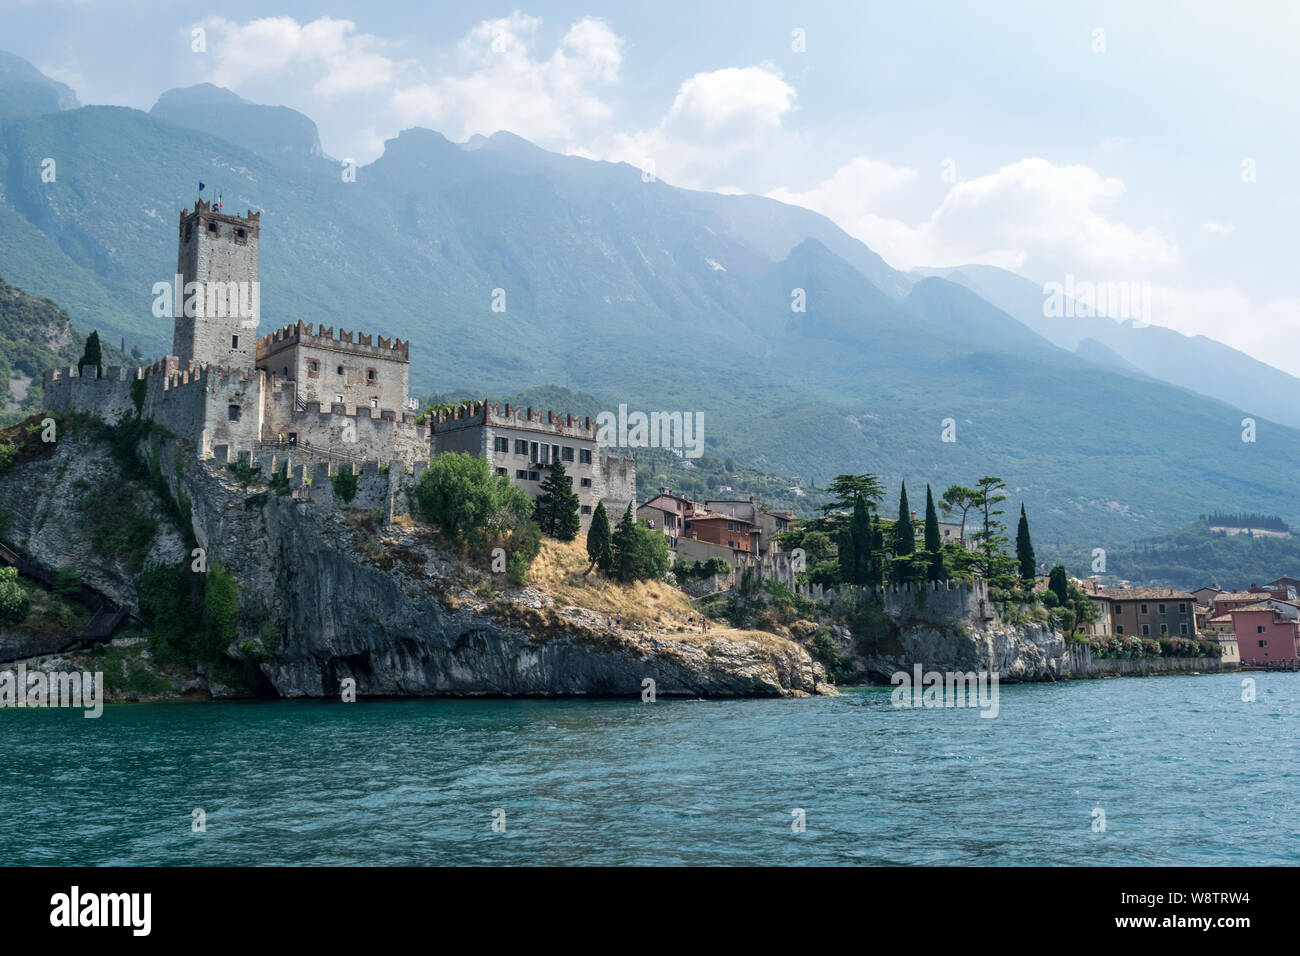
[796,579,991,623]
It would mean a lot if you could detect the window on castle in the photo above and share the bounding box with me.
[231,334,239,350]
[335,394,343,404]
[207,222,217,233]
[228,404,241,422]
[494,437,510,453]
[581,505,591,515]
[580,449,592,464]
[528,471,540,482]
[514,439,527,455]
[236,228,246,239]
[366,368,377,383]
[1115,625,1124,634]
[580,478,592,488]
[1141,624,1150,636]
[496,468,507,477]
[337,365,344,375]
[516,470,529,480]
[1160,624,1168,635]
[563,446,574,462]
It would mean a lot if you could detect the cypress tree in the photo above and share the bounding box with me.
[78,330,103,379]
[1049,564,1069,605]
[611,503,638,583]
[586,501,613,573]
[849,496,872,585]
[892,482,914,556]
[924,484,944,581]
[535,459,581,541]
[1016,504,1036,582]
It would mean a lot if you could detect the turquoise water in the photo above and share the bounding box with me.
[2,673,1297,865]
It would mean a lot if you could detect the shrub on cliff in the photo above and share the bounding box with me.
[506,521,543,585]
[0,566,31,624]
[412,451,533,547]
[330,467,359,503]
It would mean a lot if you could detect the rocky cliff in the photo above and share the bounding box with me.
[0,419,831,699]
[837,615,1069,684]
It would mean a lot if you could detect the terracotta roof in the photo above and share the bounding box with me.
[1209,614,1234,624]
[690,512,753,526]
[1231,602,1289,614]
[1213,591,1268,603]
[1095,588,1193,600]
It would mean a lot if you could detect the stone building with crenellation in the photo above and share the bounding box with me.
[42,198,634,518]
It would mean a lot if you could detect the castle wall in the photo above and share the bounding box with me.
[429,401,632,532]
[798,579,992,624]
[256,322,409,417]
[274,401,428,465]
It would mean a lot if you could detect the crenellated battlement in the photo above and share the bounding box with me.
[796,578,993,623]
[256,320,410,363]
[429,399,597,440]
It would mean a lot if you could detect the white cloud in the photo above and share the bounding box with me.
[769,156,1179,279]
[194,14,622,161]
[199,16,396,99]
[1149,285,1300,377]
[391,13,623,143]
[608,66,796,188]
[1201,220,1236,235]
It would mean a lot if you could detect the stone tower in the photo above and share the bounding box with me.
[173,200,260,369]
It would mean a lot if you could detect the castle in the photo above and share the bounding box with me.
[42,200,635,526]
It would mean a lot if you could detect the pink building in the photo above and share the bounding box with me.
[1231,604,1300,666]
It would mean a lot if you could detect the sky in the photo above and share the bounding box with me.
[4,0,1299,374]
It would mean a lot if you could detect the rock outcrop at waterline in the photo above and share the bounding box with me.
[0,423,831,699]
[838,618,1069,684]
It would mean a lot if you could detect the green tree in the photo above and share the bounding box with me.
[506,521,543,585]
[200,562,241,663]
[610,503,669,583]
[412,452,533,547]
[534,459,581,541]
[1016,504,1036,582]
[823,473,885,515]
[1048,564,1069,606]
[586,500,613,574]
[924,484,945,581]
[970,476,1009,576]
[939,485,978,543]
[77,330,103,379]
[0,565,31,624]
[839,496,876,585]
[892,481,915,556]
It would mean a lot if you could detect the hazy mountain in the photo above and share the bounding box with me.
[920,262,1300,429]
[0,50,79,117]
[1,54,1299,554]
[150,84,324,161]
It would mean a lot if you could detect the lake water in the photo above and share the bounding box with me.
[2,673,1297,865]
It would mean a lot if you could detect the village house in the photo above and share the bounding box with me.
[637,490,700,544]
[1094,588,1197,638]
[1231,603,1300,666]
[1189,585,1223,608]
